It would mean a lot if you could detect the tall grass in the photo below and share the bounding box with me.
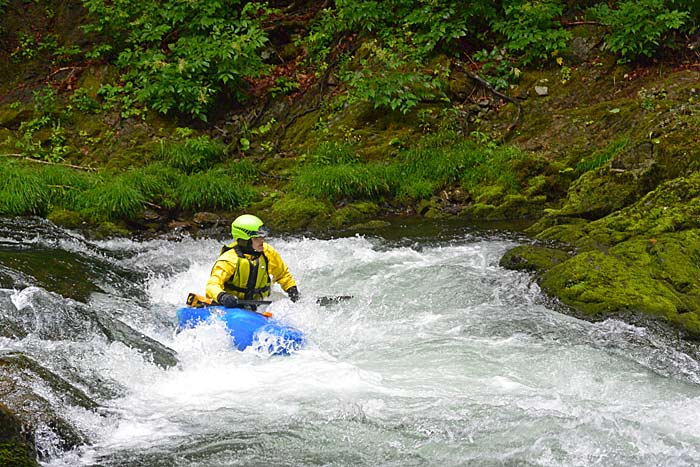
[178,170,256,211]
[161,135,225,173]
[40,165,94,211]
[292,164,395,200]
[291,131,528,203]
[82,174,147,220]
[0,161,49,215]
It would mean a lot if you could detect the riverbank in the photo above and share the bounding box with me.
[1,0,699,369]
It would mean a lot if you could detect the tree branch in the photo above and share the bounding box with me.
[1,153,96,171]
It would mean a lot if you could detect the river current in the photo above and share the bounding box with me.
[2,219,700,466]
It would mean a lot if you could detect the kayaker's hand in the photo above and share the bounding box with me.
[217,292,238,308]
[287,286,300,303]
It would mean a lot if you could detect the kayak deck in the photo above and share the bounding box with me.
[176,306,305,355]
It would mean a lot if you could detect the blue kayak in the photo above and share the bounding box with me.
[176,306,305,355]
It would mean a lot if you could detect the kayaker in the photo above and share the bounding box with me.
[205,214,300,308]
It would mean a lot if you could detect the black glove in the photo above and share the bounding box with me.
[286,286,300,303]
[217,292,239,308]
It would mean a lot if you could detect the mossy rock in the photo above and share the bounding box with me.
[539,230,700,337]
[47,209,85,230]
[553,167,641,220]
[586,171,700,243]
[267,195,333,230]
[329,201,380,228]
[499,244,572,273]
[0,404,38,467]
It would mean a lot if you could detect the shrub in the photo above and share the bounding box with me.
[589,0,690,61]
[82,0,271,120]
[493,1,572,65]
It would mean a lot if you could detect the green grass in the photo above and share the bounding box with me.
[83,174,147,220]
[292,163,394,200]
[291,131,529,204]
[177,170,256,210]
[576,138,629,174]
[161,135,226,173]
[0,161,49,215]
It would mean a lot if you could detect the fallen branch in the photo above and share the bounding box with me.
[468,71,522,137]
[1,153,96,171]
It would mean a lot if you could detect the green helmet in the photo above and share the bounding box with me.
[231,214,269,241]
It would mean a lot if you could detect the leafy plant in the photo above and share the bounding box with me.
[473,47,521,90]
[589,0,690,61]
[493,1,572,65]
[83,0,272,120]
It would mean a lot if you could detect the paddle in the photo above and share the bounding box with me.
[186,292,273,317]
[315,295,353,306]
[186,292,353,314]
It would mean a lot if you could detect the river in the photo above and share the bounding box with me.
[2,217,700,466]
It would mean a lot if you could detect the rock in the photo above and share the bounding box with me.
[193,211,221,225]
[0,403,38,467]
[500,244,572,273]
[0,352,94,457]
[534,86,549,96]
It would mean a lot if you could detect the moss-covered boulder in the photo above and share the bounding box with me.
[0,403,38,467]
[539,230,700,337]
[553,167,641,220]
[499,244,572,273]
[267,195,334,230]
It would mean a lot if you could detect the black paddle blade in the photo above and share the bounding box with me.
[315,295,353,306]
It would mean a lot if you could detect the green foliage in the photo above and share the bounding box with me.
[161,136,225,173]
[575,138,629,173]
[83,174,147,220]
[305,1,497,112]
[15,88,71,162]
[292,164,394,201]
[589,0,690,61]
[341,40,449,113]
[82,0,271,120]
[473,48,521,90]
[493,1,572,65]
[69,88,101,114]
[177,170,256,210]
[0,161,49,215]
[306,140,360,165]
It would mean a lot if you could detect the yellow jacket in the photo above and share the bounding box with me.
[205,242,296,301]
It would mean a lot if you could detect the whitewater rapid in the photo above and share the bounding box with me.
[3,225,700,466]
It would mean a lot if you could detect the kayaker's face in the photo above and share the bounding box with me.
[251,237,264,252]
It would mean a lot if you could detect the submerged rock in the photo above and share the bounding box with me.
[0,352,95,459]
[3,288,178,368]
